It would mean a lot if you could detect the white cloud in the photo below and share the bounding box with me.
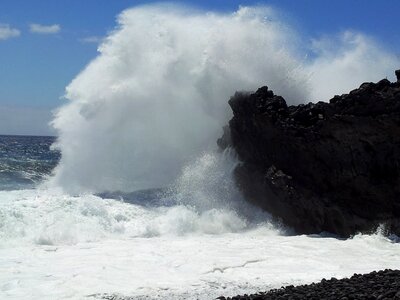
[80,36,103,44]
[30,23,60,34]
[0,24,20,40]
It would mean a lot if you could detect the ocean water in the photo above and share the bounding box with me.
[0,135,399,300]
[0,135,59,191]
[2,4,400,300]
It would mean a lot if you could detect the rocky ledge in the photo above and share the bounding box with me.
[218,70,400,237]
[219,269,400,300]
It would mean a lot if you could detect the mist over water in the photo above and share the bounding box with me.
[50,4,399,195]
[0,150,279,247]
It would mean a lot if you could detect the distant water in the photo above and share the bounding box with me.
[0,135,60,190]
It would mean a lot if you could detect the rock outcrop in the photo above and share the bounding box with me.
[219,70,400,237]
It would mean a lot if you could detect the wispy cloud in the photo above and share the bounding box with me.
[80,36,103,44]
[0,24,20,40]
[30,23,60,34]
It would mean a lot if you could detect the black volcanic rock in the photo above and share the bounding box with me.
[219,71,400,237]
[219,269,400,300]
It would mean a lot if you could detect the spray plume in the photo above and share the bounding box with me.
[50,4,399,194]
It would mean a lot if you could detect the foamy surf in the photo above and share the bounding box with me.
[1,201,399,300]
[1,169,399,299]
[0,149,278,247]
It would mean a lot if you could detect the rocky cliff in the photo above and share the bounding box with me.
[219,70,400,237]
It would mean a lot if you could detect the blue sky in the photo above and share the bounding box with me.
[0,0,399,135]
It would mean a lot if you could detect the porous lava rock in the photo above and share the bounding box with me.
[218,70,400,237]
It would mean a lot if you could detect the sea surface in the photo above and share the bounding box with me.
[0,135,59,191]
[0,135,399,300]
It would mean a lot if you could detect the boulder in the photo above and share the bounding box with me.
[219,71,400,237]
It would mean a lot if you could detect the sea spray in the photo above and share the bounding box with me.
[50,4,398,196]
[49,5,310,194]
[0,149,279,246]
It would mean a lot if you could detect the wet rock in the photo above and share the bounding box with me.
[219,70,400,237]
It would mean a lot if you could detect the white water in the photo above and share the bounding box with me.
[1,188,400,300]
[1,151,275,247]
[2,4,400,299]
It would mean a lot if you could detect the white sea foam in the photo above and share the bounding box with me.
[0,190,261,247]
[0,149,278,247]
[0,193,399,300]
[1,181,398,299]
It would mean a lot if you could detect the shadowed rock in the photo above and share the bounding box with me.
[219,70,400,237]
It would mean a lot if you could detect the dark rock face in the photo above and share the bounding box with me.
[219,71,400,237]
[219,269,400,300]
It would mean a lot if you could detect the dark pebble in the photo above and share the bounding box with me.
[219,269,400,300]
